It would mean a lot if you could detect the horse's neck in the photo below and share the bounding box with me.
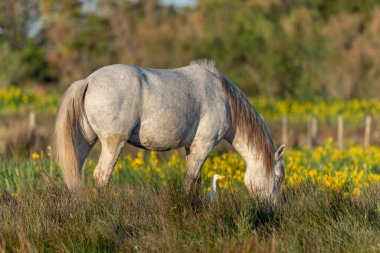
[227,130,266,176]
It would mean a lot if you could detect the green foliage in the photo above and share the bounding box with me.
[0,42,24,87]
[2,0,380,99]
[21,40,57,83]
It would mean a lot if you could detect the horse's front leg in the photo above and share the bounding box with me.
[183,142,214,195]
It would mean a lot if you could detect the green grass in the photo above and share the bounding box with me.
[1,156,380,252]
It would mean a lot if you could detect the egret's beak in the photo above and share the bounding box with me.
[219,176,225,180]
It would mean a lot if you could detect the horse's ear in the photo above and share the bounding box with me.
[275,144,285,160]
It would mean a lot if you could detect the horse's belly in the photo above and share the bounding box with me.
[128,119,195,151]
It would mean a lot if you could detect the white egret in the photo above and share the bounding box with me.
[207,174,224,202]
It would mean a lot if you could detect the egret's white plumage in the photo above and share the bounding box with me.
[207,174,224,202]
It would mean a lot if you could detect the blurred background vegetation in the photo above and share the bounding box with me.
[2,0,380,100]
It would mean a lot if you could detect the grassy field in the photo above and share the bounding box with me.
[1,144,380,252]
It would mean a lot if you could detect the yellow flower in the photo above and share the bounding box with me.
[353,187,361,197]
[46,145,52,157]
[32,152,40,159]
[150,151,159,166]
[132,152,144,167]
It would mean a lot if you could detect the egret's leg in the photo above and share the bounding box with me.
[93,135,126,187]
[183,142,214,195]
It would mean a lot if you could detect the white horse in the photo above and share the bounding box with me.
[54,59,285,199]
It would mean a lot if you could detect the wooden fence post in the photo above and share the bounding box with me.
[364,115,372,148]
[307,116,317,147]
[28,111,36,135]
[282,115,288,146]
[27,111,36,150]
[337,115,344,149]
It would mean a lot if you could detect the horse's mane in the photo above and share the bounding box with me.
[190,59,276,176]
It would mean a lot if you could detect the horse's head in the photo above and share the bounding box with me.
[244,144,285,202]
[271,144,285,201]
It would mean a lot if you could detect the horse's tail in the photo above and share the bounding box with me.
[54,79,90,191]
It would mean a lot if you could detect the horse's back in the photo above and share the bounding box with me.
[85,63,226,111]
[83,64,230,149]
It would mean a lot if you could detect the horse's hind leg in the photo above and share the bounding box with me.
[76,128,96,172]
[93,134,126,187]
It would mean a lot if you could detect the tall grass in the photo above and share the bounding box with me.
[1,155,380,252]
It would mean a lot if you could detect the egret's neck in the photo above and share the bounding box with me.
[212,178,218,191]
